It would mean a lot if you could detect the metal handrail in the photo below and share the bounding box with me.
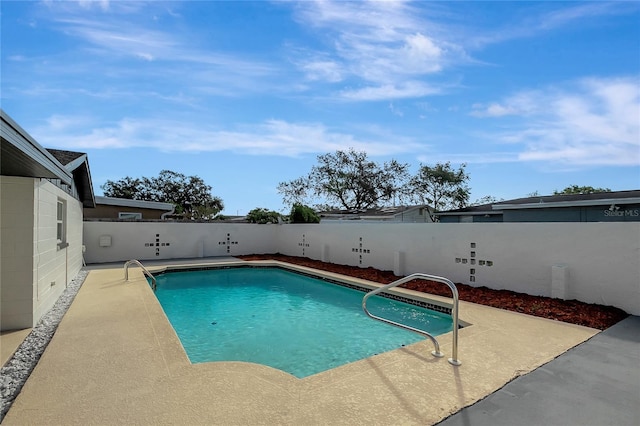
[124,259,157,291]
[362,273,461,366]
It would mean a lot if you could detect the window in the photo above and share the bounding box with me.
[118,212,142,220]
[57,199,68,248]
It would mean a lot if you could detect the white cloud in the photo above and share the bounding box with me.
[46,9,275,76]
[417,152,519,165]
[471,92,539,117]
[76,0,110,12]
[388,103,403,117]
[539,2,635,31]
[339,81,441,101]
[467,1,638,49]
[300,59,344,83]
[291,0,464,100]
[402,33,443,71]
[474,77,640,166]
[33,116,422,157]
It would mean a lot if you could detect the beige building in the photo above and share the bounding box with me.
[1,110,95,331]
[84,196,174,221]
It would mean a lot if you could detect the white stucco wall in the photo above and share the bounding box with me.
[83,221,640,315]
[276,223,639,314]
[1,177,84,331]
[83,222,278,264]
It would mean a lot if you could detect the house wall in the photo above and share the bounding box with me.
[439,215,502,223]
[32,179,84,325]
[83,204,170,220]
[441,204,640,223]
[0,177,83,331]
[83,221,640,315]
[1,176,35,330]
[395,208,431,223]
[504,205,640,222]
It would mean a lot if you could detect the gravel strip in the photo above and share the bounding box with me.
[0,270,88,422]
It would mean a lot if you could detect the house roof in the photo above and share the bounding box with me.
[437,190,640,216]
[1,109,95,208]
[95,196,174,211]
[320,205,431,220]
[493,190,640,210]
[46,149,85,166]
[47,149,96,208]
[435,203,501,216]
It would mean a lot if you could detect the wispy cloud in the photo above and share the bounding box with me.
[52,16,274,74]
[467,1,639,48]
[339,81,442,101]
[20,2,277,101]
[417,152,519,165]
[472,77,640,166]
[55,17,178,61]
[33,116,422,157]
[291,0,466,100]
[471,91,540,118]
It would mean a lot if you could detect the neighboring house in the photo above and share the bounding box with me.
[437,190,640,223]
[320,205,434,223]
[1,110,95,331]
[84,196,175,221]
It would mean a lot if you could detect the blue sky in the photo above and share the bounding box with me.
[2,0,639,215]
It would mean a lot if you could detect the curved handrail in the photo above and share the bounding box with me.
[124,259,157,291]
[362,273,461,366]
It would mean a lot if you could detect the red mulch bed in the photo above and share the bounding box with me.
[237,253,628,330]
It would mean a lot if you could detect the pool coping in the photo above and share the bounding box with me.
[2,258,599,425]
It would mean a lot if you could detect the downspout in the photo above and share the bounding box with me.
[161,205,176,220]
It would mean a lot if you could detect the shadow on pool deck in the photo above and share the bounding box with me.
[1,259,623,425]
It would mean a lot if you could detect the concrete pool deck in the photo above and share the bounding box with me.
[2,259,605,425]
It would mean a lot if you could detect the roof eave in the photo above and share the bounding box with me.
[495,198,640,210]
[437,211,503,216]
[1,109,73,185]
[95,196,174,210]
[73,156,96,208]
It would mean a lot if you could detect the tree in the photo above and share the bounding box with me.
[471,195,503,206]
[278,149,409,211]
[553,185,611,195]
[100,176,142,199]
[290,203,320,223]
[101,170,224,220]
[404,162,470,220]
[246,208,282,224]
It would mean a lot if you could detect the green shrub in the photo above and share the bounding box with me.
[290,203,320,223]
[246,208,282,224]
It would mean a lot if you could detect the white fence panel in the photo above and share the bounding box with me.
[83,222,277,263]
[83,221,640,315]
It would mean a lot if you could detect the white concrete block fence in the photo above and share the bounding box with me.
[83,221,640,315]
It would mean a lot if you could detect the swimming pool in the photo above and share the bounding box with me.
[153,266,454,378]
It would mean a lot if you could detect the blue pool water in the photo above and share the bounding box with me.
[153,267,453,378]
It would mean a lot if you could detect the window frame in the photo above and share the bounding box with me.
[57,199,68,249]
[118,212,142,220]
